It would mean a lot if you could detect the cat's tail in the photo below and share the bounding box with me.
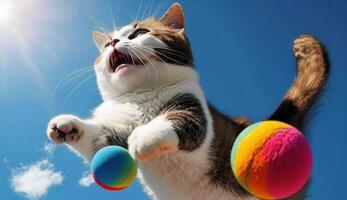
[268,35,329,130]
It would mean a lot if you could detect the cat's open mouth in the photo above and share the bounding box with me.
[109,50,144,73]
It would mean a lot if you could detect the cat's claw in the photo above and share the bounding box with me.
[128,122,179,162]
[47,115,83,144]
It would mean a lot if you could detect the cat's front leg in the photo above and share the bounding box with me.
[47,114,100,161]
[128,94,207,162]
[128,115,179,162]
[47,115,83,144]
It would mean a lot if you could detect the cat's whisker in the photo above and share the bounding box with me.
[62,74,96,110]
[146,46,187,54]
[126,47,153,81]
[146,48,189,63]
[131,45,187,79]
[132,44,190,62]
[54,66,93,87]
[145,51,171,77]
[51,66,94,100]
[153,2,165,17]
[60,68,94,88]
[130,47,159,86]
[134,45,187,65]
[135,0,144,21]
[88,15,107,32]
[123,7,135,22]
[126,48,132,63]
[148,0,155,17]
[141,0,151,20]
[128,46,157,83]
[132,47,159,83]
[127,48,136,64]
[126,46,146,66]
[133,46,171,73]
[142,45,190,60]
[106,0,116,29]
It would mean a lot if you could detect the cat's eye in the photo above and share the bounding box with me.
[104,42,111,48]
[129,28,150,39]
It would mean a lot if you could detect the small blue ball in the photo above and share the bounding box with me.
[91,146,137,190]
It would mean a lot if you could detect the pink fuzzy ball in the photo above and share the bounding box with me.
[231,121,313,199]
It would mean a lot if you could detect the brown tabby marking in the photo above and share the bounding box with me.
[138,18,194,66]
[207,105,250,197]
[160,94,207,151]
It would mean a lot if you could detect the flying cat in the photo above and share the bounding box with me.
[47,3,329,200]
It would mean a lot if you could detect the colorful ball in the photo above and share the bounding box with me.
[231,121,312,199]
[91,146,137,191]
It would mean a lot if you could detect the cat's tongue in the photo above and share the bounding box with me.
[115,64,131,74]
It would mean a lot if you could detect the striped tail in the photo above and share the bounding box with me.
[269,35,329,130]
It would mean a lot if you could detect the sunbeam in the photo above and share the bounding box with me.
[0,0,62,95]
[0,0,14,27]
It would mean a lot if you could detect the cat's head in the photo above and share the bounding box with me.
[93,3,196,99]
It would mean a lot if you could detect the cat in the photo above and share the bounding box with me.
[47,3,329,200]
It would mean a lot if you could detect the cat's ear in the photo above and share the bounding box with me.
[160,3,185,30]
[93,31,108,52]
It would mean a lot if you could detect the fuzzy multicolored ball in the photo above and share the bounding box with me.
[91,146,137,191]
[231,121,312,199]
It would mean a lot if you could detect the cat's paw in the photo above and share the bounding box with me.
[47,115,83,144]
[293,35,323,60]
[128,116,179,162]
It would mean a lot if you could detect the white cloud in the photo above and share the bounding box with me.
[10,159,63,200]
[43,143,56,155]
[79,172,94,187]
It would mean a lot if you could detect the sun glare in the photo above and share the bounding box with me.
[0,0,14,26]
[0,0,49,93]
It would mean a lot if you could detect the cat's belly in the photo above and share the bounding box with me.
[137,152,257,200]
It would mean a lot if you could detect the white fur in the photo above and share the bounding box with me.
[128,115,179,162]
[48,26,257,200]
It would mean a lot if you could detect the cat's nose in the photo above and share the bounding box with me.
[111,39,120,47]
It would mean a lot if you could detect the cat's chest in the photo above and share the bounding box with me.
[92,98,165,130]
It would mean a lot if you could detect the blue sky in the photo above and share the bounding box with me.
[1,0,346,199]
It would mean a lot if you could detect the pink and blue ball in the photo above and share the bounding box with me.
[231,121,312,199]
[91,146,137,191]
